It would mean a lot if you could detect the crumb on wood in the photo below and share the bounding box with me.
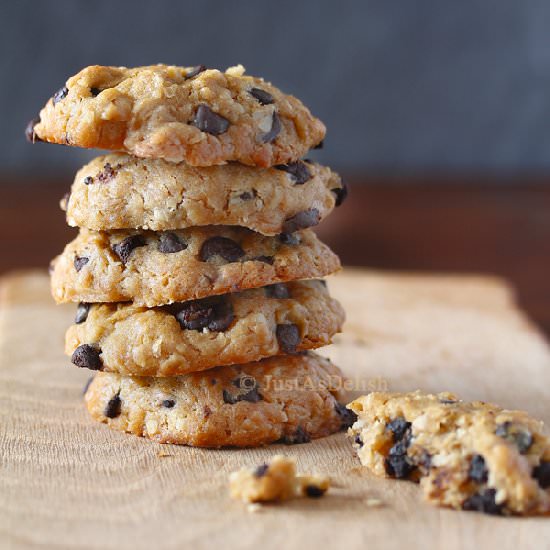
[229,454,330,504]
[364,497,384,508]
[157,450,173,458]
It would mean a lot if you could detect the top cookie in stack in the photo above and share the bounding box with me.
[29,64,325,166]
[29,64,352,448]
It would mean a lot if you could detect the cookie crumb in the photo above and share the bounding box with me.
[229,455,330,504]
[246,503,263,514]
[157,450,173,458]
[364,497,384,508]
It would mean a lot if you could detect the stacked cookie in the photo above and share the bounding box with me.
[29,64,352,447]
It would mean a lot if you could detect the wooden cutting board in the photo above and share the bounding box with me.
[1,269,549,550]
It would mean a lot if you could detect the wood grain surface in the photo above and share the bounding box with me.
[1,269,550,550]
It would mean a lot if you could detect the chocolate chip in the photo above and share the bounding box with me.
[354,434,364,447]
[97,162,118,183]
[239,191,253,201]
[254,255,274,265]
[83,176,94,185]
[274,161,312,185]
[468,454,489,483]
[25,117,42,143]
[162,399,176,408]
[276,323,301,353]
[249,87,274,105]
[305,485,326,498]
[199,236,244,262]
[313,140,324,150]
[385,451,414,479]
[390,436,411,458]
[222,377,263,404]
[462,489,504,515]
[261,111,281,143]
[90,87,102,96]
[193,104,230,135]
[82,375,94,395]
[112,235,146,264]
[254,464,269,477]
[74,256,89,272]
[104,392,121,419]
[75,303,91,324]
[158,232,187,254]
[386,417,411,441]
[185,65,206,79]
[230,377,244,389]
[335,403,357,430]
[495,421,533,454]
[533,462,550,488]
[278,232,301,245]
[52,86,68,105]
[265,283,290,299]
[332,181,348,207]
[384,417,414,479]
[282,208,320,233]
[174,296,234,332]
[203,405,212,418]
[71,344,103,371]
[281,426,311,445]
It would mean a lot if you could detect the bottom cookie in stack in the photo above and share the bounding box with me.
[85,352,353,448]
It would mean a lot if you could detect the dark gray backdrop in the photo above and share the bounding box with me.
[2,0,550,175]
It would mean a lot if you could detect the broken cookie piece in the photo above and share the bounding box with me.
[229,455,330,503]
[347,391,550,516]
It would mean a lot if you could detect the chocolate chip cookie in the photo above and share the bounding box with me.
[50,227,340,306]
[85,352,350,447]
[66,280,345,376]
[61,154,345,234]
[29,64,325,167]
[347,391,550,515]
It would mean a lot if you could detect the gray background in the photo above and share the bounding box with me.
[2,0,550,176]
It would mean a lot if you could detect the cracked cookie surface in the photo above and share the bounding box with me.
[347,391,550,516]
[30,64,325,167]
[62,154,345,235]
[50,227,340,306]
[85,352,350,448]
[66,280,345,376]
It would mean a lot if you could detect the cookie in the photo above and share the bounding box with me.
[84,352,351,448]
[29,64,325,167]
[50,227,340,306]
[347,391,550,515]
[229,455,330,503]
[62,153,345,235]
[66,280,345,376]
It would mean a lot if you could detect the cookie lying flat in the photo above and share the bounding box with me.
[66,280,345,376]
[347,391,550,516]
[29,64,325,167]
[85,352,353,447]
[62,154,346,235]
[50,227,340,306]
